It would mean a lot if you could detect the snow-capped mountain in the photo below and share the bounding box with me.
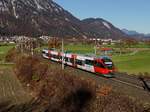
[0,0,127,39]
[0,0,82,37]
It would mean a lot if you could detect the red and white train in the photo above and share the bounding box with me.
[42,49,116,77]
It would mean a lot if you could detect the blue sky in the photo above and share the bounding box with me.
[55,0,150,34]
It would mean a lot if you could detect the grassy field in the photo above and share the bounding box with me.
[64,44,95,54]
[0,43,150,74]
[0,44,15,61]
[39,43,150,74]
[112,51,150,74]
[0,44,15,69]
[65,44,150,74]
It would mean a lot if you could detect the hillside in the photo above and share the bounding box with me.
[0,0,82,37]
[81,18,126,39]
[0,0,127,39]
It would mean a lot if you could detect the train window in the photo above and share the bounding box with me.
[106,64,113,70]
[59,56,62,60]
[42,51,45,54]
[76,59,84,66]
[102,58,112,62]
[95,62,105,68]
[85,60,94,65]
[52,54,59,59]
[101,58,114,69]
[65,57,69,62]
[46,53,49,57]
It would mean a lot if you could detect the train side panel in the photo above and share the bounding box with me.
[42,49,115,77]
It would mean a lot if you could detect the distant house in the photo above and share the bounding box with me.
[39,36,53,42]
[89,38,118,45]
[9,41,15,44]
[100,48,113,56]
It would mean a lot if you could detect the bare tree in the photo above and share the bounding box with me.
[48,38,61,49]
[124,38,138,48]
[115,40,126,55]
[16,36,39,55]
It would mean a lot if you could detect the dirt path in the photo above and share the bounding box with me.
[0,69,32,105]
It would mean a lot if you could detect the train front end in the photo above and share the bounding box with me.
[94,56,116,77]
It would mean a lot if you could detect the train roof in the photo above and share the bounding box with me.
[99,56,111,59]
[42,49,111,60]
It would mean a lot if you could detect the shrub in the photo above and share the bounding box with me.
[14,55,48,83]
[37,69,96,112]
[13,55,149,112]
[96,85,112,96]
[139,72,150,79]
[88,91,146,112]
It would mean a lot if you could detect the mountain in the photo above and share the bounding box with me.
[0,0,127,39]
[81,18,126,39]
[0,0,83,37]
[122,29,150,38]
[122,29,140,36]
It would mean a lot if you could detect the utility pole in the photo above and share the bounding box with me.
[61,38,64,70]
[21,37,24,54]
[94,36,97,55]
[31,39,34,56]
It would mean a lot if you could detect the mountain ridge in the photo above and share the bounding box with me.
[122,29,150,39]
[0,0,127,39]
[81,18,126,39]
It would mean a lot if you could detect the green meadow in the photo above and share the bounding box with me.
[0,44,15,68]
[112,51,150,74]
[0,43,150,74]
[64,43,150,74]
[64,44,95,54]
[0,44,15,61]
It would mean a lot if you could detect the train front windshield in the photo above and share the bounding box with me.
[102,58,114,70]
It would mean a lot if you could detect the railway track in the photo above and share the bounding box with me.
[43,59,150,103]
[112,73,150,92]
[111,78,144,90]
[48,60,149,92]
[69,66,150,102]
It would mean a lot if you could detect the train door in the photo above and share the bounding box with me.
[65,54,73,66]
[75,58,86,70]
[51,51,59,62]
[71,54,77,67]
[85,59,95,72]
[48,50,51,59]
[76,55,87,70]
